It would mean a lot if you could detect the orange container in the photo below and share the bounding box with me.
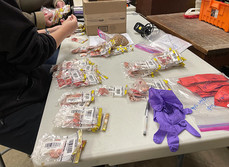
[199,0,229,32]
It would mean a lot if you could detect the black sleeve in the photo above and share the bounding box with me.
[0,0,57,72]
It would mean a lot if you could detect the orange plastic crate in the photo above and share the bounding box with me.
[199,0,229,32]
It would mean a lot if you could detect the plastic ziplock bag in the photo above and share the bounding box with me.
[58,90,95,106]
[31,130,85,164]
[41,5,70,24]
[53,59,108,89]
[54,106,103,131]
[164,74,229,132]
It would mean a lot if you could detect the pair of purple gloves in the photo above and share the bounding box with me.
[148,88,201,152]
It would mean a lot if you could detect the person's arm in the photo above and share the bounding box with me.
[15,0,51,29]
[37,25,62,34]
[37,15,78,48]
[50,14,78,48]
[0,1,55,71]
[21,11,46,29]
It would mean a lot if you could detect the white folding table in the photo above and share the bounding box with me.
[32,12,229,167]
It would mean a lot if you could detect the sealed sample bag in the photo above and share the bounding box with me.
[54,106,103,132]
[32,130,85,164]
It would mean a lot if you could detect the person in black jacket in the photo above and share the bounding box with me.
[0,0,78,154]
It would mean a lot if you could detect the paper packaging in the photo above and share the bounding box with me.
[83,0,126,36]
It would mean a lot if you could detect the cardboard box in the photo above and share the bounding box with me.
[83,0,126,36]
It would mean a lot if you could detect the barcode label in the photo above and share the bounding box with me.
[45,142,61,149]
[114,87,123,96]
[66,139,74,153]
[146,60,157,70]
[71,71,81,81]
[135,62,148,69]
[83,93,91,101]
[155,81,163,89]
[71,109,82,114]
[84,109,94,121]
[87,73,97,84]
[66,97,82,103]
[170,51,178,62]
[85,65,92,71]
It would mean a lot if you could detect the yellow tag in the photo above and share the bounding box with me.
[181,57,186,61]
[72,130,83,163]
[180,62,185,67]
[103,75,108,79]
[91,90,95,102]
[91,108,102,132]
[163,80,171,90]
[151,72,154,77]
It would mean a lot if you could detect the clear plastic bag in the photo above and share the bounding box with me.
[123,59,160,78]
[135,30,191,55]
[54,106,103,131]
[58,90,95,106]
[156,49,185,70]
[53,59,108,89]
[41,5,70,24]
[123,49,185,78]
[163,74,229,132]
[72,30,134,58]
[96,85,128,97]
[31,130,84,164]
[127,78,170,102]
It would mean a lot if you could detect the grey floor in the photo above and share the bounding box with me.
[1,145,229,167]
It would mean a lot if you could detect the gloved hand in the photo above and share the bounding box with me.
[149,88,201,152]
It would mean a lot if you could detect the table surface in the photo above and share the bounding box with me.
[147,13,229,56]
[32,12,229,167]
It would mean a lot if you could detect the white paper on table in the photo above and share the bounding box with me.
[89,33,134,46]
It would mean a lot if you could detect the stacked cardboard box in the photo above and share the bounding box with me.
[83,0,126,36]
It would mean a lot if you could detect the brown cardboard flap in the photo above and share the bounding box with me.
[84,12,126,26]
[83,0,126,15]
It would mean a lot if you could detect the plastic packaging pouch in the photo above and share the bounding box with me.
[84,71,102,86]
[72,46,94,54]
[214,86,229,108]
[97,29,129,46]
[127,78,171,102]
[135,29,191,55]
[178,74,229,97]
[59,90,95,106]
[54,106,102,130]
[53,59,107,88]
[31,130,83,164]
[55,70,72,88]
[148,79,171,90]
[178,73,228,87]
[54,59,95,71]
[156,49,185,70]
[198,81,229,93]
[135,43,164,56]
[123,59,159,78]
[96,85,128,97]
[109,85,128,97]
[164,75,229,132]
[41,5,70,24]
[127,78,149,102]
[87,41,133,58]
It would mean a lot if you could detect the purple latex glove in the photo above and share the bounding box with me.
[148,88,201,152]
